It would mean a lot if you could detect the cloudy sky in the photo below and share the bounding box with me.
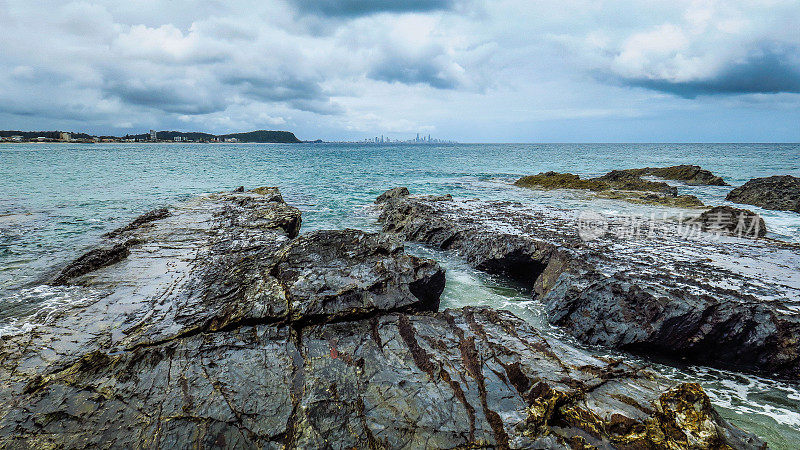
[1,0,799,142]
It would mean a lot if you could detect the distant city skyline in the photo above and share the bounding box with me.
[1,1,799,142]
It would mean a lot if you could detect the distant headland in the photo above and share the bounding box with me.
[0,129,304,144]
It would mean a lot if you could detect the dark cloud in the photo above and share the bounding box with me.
[368,50,463,89]
[288,99,344,115]
[220,74,342,114]
[105,80,228,115]
[620,46,800,98]
[222,75,324,101]
[287,0,457,17]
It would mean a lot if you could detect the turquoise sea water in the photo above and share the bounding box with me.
[1,142,800,447]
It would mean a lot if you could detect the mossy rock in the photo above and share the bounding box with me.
[514,172,608,191]
[515,171,704,208]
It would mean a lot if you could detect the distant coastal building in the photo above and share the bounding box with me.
[150,130,157,141]
[59,132,71,142]
[224,137,239,143]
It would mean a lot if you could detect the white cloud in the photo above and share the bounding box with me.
[0,0,798,140]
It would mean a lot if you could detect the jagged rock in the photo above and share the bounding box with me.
[104,207,171,238]
[251,186,285,203]
[52,239,137,285]
[375,186,410,204]
[379,194,566,297]
[623,165,728,186]
[378,190,800,379]
[273,229,445,322]
[691,205,767,238]
[0,188,765,448]
[726,175,800,213]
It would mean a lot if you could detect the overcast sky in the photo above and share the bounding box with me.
[1,0,799,142]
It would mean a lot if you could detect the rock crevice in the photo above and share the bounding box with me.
[377,188,800,379]
[0,187,767,448]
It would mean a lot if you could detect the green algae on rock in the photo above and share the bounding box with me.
[514,172,608,191]
[514,170,705,208]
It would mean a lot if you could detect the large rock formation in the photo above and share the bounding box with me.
[514,170,677,195]
[378,188,800,379]
[726,175,800,213]
[0,188,765,448]
[622,165,728,186]
[514,171,704,208]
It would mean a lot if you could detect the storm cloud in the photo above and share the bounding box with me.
[0,0,799,141]
[621,46,800,98]
[286,0,457,17]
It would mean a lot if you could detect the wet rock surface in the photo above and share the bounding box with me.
[0,188,766,448]
[104,207,171,238]
[726,175,800,213]
[378,189,800,379]
[52,240,136,285]
[622,165,728,186]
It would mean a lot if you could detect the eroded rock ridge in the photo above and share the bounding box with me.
[0,187,766,448]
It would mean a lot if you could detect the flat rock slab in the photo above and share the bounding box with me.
[0,188,765,448]
[378,189,800,379]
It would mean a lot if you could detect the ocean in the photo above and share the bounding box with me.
[1,142,799,447]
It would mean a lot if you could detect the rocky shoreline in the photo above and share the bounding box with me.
[378,189,800,379]
[0,187,768,448]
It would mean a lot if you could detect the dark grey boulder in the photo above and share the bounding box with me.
[623,165,728,186]
[693,205,767,238]
[726,175,800,213]
[274,229,445,323]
